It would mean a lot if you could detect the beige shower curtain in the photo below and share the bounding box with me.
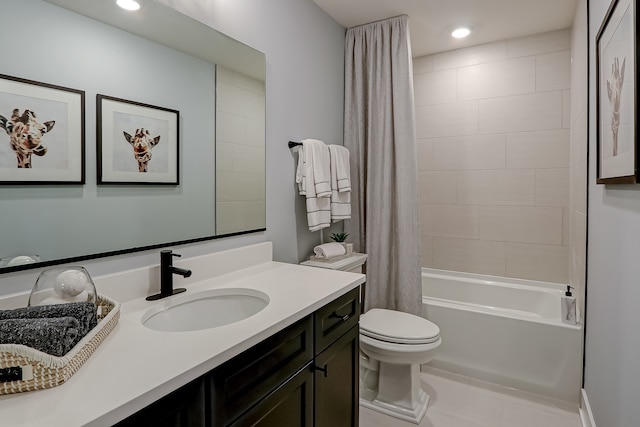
[344,15,422,316]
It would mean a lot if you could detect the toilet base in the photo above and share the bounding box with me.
[359,362,429,424]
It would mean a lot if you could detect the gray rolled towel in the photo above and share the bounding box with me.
[0,302,97,336]
[0,316,81,357]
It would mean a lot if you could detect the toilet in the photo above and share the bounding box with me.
[359,308,441,424]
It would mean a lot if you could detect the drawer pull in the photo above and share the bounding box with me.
[313,364,328,377]
[331,312,350,322]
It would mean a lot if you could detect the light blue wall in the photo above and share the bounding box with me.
[0,0,345,295]
[586,0,640,425]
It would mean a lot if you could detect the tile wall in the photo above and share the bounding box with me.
[216,66,266,234]
[414,30,571,283]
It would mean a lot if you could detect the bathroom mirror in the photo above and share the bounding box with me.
[0,0,265,273]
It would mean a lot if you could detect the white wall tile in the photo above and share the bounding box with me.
[432,134,506,170]
[570,108,588,165]
[536,51,571,92]
[507,29,571,58]
[217,110,264,147]
[536,168,570,207]
[413,55,435,74]
[478,206,563,245]
[457,169,535,206]
[233,144,265,173]
[506,243,569,283]
[217,171,265,202]
[231,72,265,95]
[563,90,571,129]
[570,162,587,214]
[416,101,478,138]
[433,237,506,276]
[414,69,457,106]
[506,129,570,169]
[479,91,563,134]
[431,41,507,70]
[421,235,433,267]
[417,138,434,171]
[216,141,234,172]
[419,171,458,203]
[422,204,479,239]
[563,207,570,246]
[457,57,535,100]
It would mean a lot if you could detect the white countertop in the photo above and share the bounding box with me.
[0,256,365,426]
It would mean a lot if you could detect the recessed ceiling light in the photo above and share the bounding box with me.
[451,28,471,39]
[116,0,141,11]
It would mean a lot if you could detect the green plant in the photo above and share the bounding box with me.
[330,232,349,243]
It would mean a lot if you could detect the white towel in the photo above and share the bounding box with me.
[328,145,351,221]
[329,145,351,192]
[302,139,331,231]
[295,145,306,195]
[306,139,331,198]
[313,243,346,259]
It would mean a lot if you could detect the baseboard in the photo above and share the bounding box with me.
[579,389,596,427]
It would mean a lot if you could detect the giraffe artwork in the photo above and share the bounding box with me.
[606,57,625,157]
[0,109,55,168]
[123,128,160,172]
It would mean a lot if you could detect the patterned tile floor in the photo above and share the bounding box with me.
[360,368,582,427]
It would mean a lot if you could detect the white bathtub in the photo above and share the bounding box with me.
[421,268,582,403]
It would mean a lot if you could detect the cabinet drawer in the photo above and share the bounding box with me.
[210,315,313,426]
[314,287,360,354]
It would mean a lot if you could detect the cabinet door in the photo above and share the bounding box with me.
[314,325,359,427]
[229,365,313,427]
[114,377,206,427]
[210,315,313,425]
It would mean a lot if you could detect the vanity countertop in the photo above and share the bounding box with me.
[0,256,365,426]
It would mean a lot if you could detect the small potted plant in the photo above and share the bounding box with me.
[330,232,353,254]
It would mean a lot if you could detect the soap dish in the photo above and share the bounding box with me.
[0,294,120,395]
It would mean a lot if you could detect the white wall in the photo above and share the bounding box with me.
[0,0,345,295]
[413,30,572,284]
[585,0,640,425]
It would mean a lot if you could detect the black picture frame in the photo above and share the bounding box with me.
[0,74,85,184]
[596,0,638,184]
[97,94,179,185]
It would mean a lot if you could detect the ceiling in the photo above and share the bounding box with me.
[312,0,579,57]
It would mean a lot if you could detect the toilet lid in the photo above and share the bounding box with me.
[360,308,440,344]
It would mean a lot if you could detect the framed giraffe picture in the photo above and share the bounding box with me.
[0,74,85,184]
[97,94,179,185]
[596,0,638,184]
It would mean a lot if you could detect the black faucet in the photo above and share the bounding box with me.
[146,250,192,301]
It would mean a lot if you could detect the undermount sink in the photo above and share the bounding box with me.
[141,288,270,332]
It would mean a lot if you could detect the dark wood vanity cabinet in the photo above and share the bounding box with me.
[117,286,360,427]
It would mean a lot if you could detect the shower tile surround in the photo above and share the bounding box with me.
[414,30,572,284]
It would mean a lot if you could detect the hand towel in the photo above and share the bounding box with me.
[328,145,351,193]
[306,139,332,198]
[295,145,306,195]
[301,139,331,231]
[0,302,98,337]
[328,145,351,221]
[0,316,81,357]
[313,242,346,259]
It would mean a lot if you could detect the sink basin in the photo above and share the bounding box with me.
[141,288,269,332]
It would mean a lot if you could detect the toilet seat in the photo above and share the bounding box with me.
[360,308,440,344]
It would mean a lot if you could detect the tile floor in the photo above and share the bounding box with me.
[360,368,582,427]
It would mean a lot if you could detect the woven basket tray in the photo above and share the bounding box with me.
[0,294,120,394]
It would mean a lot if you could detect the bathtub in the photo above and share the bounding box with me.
[421,268,582,403]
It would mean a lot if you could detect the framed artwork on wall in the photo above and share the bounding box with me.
[596,0,638,184]
[97,94,179,185]
[0,74,85,184]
